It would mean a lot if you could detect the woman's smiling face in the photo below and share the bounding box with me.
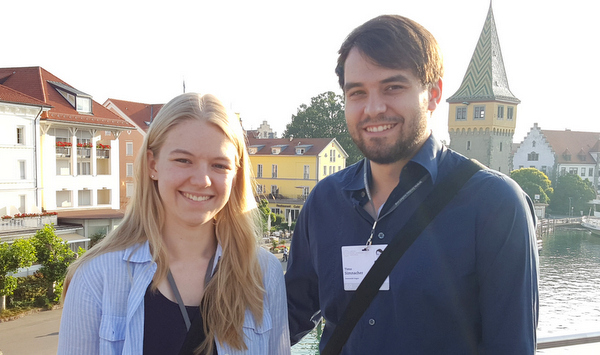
[147,119,238,230]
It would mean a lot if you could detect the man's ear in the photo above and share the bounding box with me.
[427,78,443,112]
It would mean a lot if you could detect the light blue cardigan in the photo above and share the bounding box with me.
[57,242,291,355]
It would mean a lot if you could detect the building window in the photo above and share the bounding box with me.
[272,164,278,178]
[329,166,334,175]
[256,184,265,194]
[76,97,92,113]
[507,106,514,119]
[581,168,586,177]
[532,141,536,148]
[296,147,305,155]
[323,166,327,176]
[271,207,281,215]
[590,168,594,177]
[541,166,547,174]
[561,167,566,175]
[456,107,467,120]
[19,195,26,213]
[304,165,310,179]
[302,187,310,198]
[126,182,134,197]
[499,142,503,152]
[126,163,134,177]
[497,105,504,119]
[330,149,336,162]
[257,164,263,178]
[569,168,578,175]
[271,185,278,196]
[474,106,485,120]
[126,142,134,156]
[527,152,539,161]
[19,160,26,179]
[78,162,91,175]
[78,189,92,206]
[466,141,471,151]
[17,126,25,145]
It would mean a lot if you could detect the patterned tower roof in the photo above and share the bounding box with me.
[447,3,520,104]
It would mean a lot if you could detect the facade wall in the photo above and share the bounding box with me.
[118,129,144,209]
[0,103,42,215]
[513,127,555,177]
[40,126,121,211]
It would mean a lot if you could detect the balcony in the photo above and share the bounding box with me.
[96,148,110,159]
[77,148,91,158]
[56,146,71,158]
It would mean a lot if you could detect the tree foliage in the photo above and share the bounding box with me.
[283,91,363,165]
[510,168,553,203]
[30,225,76,300]
[549,173,597,216]
[0,239,36,304]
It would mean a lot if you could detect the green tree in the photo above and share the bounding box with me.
[510,168,553,203]
[257,199,273,235]
[0,239,36,310]
[283,91,363,165]
[549,173,597,216]
[30,225,76,301]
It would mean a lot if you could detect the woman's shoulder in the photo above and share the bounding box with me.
[75,243,150,278]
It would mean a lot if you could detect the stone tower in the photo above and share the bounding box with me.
[447,3,520,173]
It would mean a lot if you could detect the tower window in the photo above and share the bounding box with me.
[456,107,467,120]
[507,107,514,120]
[466,141,471,151]
[497,105,504,119]
[474,106,485,120]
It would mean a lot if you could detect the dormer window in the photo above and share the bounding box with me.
[249,147,257,154]
[272,147,281,155]
[296,147,305,155]
[48,80,93,114]
[76,97,92,113]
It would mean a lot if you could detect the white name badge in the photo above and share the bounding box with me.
[341,245,389,291]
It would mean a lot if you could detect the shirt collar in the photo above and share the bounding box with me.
[122,240,223,276]
[342,133,445,193]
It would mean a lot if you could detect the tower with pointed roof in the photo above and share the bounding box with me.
[447,3,520,173]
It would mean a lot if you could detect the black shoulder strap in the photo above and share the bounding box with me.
[321,159,484,355]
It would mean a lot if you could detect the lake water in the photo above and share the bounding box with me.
[291,228,600,354]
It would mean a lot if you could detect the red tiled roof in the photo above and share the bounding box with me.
[541,129,600,164]
[0,84,51,107]
[106,98,163,132]
[246,137,341,156]
[0,66,134,129]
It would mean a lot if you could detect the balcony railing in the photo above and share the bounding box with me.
[96,149,110,159]
[77,148,91,158]
[56,146,71,157]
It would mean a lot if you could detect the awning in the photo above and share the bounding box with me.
[58,233,90,244]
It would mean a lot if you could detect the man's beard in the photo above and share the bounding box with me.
[350,112,429,165]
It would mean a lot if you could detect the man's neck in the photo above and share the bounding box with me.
[367,159,408,217]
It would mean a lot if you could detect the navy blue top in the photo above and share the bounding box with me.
[143,284,203,355]
[285,134,539,354]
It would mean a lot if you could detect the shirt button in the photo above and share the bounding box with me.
[377,232,385,239]
[369,318,375,326]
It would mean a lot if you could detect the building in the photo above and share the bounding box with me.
[513,123,600,190]
[0,66,134,249]
[447,3,520,173]
[104,98,163,208]
[247,136,347,220]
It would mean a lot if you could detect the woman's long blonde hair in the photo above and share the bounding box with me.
[63,93,264,353]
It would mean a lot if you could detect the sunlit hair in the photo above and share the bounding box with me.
[335,14,444,90]
[62,93,264,353]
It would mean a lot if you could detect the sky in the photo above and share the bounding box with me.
[2,0,598,143]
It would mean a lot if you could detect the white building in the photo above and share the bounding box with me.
[0,67,134,248]
[513,123,600,190]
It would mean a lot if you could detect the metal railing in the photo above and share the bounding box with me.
[538,331,600,350]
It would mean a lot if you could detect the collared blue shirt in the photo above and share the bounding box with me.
[58,242,291,355]
[286,134,539,354]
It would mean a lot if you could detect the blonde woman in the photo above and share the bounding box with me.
[58,93,291,355]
